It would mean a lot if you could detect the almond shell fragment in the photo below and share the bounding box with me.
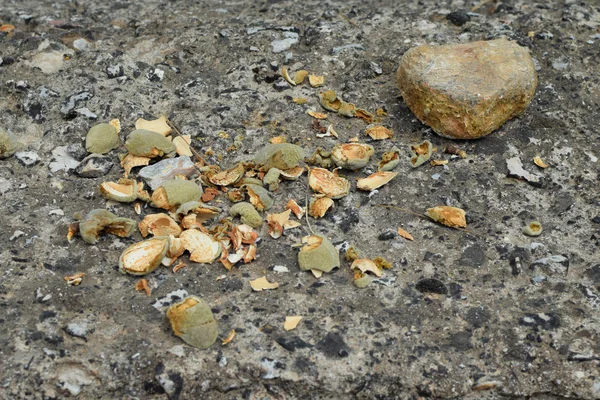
[331,143,374,170]
[308,168,350,199]
[119,236,170,275]
[179,229,222,264]
[356,171,398,191]
[426,206,467,228]
[79,209,137,244]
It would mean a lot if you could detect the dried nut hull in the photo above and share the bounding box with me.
[246,184,274,211]
[331,143,374,170]
[151,179,203,210]
[397,39,537,139]
[79,209,137,244]
[167,296,218,349]
[254,143,305,171]
[229,202,263,228]
[0,127,19,159]
[85,123,119,154]
[308,168,350,199]
[298,235,340,273]
[410,141,433,168]
[119,236,170,275]
[125,129,176,158]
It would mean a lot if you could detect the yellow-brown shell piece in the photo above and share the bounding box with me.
[308,168,350,199]
[533,156,548,169]
[365,125,393,140]
[120,153,151,177]
[307,110,328,119]
[208,163,245,186]
[119,237,170,275]
[139,213,182,237]
[356,171,398,191]
[286,199,305,219]
[319,90,342,112]
[309,197,334,218]
[426,206,467,228]
[179,229,222,264]
[351,258,383,277]
[167,296,218,349]
[280,166,304,180]
[135,115,172,136]
[522,221,542,236]
[99,180,138,203]
[308,75,325,87]
[331,143,374,170]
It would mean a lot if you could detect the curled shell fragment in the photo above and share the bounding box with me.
[139,213,182,238]
[356,171,398,191]
[426,206,467,228]
[309,197,334,218]
[365,125,393,140]
[99,179,138,202]
[179,229,222,264]
[119,236,170,275]
[308,167,350,199]
[410,140,433,168]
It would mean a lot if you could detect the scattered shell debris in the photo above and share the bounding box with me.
[533,155,549,168]
[249,276,280,291]
[221,329,236,345]
[523,221,543,236]
[410,140,433,168]
[426,206,467,229]
[284,316,303,331]
[64,273,84,286]
[397,228,414,241]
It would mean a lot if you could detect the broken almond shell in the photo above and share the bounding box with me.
[426,206,467,228]
[119,236,170,275]
[308,168,350,199]
[356,171,398,191]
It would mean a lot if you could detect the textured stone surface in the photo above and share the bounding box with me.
[397,39,537,139]
[0,1,599,399]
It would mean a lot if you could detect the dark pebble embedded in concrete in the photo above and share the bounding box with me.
[276,336,313,352]
[316,332,349,358]
[465,306,491,328]
[106,64,124,79]
[272,78,290,91]
[416,278,448,295]
[377,230,396,241]
[75,154,113,178]
[446,10,471,26]
[458,244,486,267]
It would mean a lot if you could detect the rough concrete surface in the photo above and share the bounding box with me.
[0,0,599,399]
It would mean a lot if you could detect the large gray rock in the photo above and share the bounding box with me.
[397,39,537,139]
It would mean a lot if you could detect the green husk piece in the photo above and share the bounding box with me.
[354,274,373,288]
[229,202,263,228]
[263,168,282,191]
[85,123,120,154]
[125,129,176,158]
[79,209,137,244]
[378,147,401,171]
[245,184,273,211]
[151,179,202,210]
[298,234,340,273]
[0,127,19,159]
[167,296,218,349]
[254,143,305,171]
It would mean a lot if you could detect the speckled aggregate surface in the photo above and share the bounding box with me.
[0,0,599,399]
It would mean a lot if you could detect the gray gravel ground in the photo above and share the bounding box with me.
[0,0,599,399]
